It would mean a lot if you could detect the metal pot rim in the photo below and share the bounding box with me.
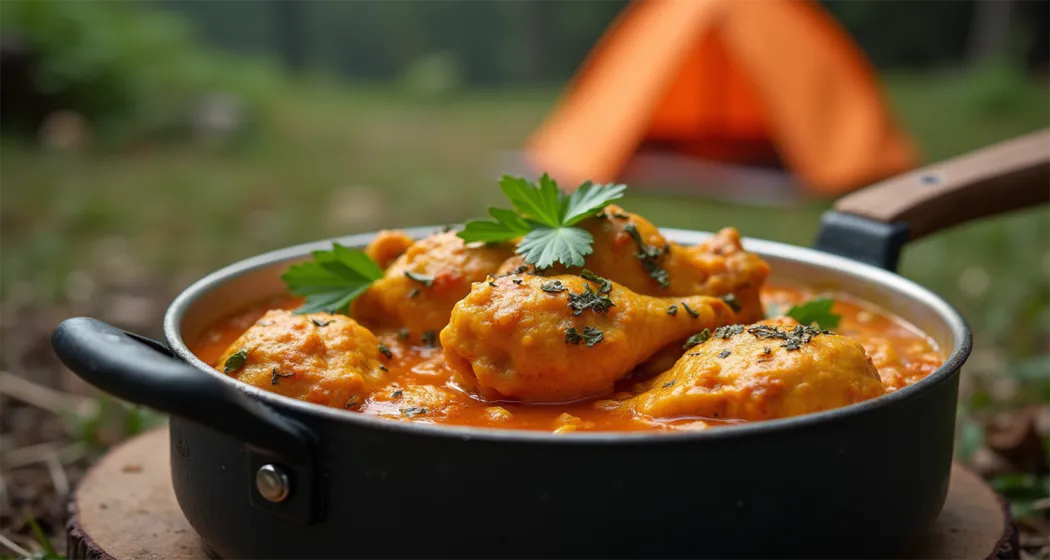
[163,226,971,444]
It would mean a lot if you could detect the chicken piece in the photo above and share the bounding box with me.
[352,231,515,337]
[216,310,386,409]
[663,227,770,323]
[629,318,885,421]
[365,229,415,269]
[496,206,768,322]
[441,273,736,402]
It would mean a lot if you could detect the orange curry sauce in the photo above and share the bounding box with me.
[191,286,943,432]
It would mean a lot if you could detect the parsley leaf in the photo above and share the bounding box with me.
[563,181,627,225]
[281,243,384,315]
[458,207,532,243]
[786,297,841,330]
[517,226,594,269]
[458,174,626,269]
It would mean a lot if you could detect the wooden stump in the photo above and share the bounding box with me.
[67,428,1019,560]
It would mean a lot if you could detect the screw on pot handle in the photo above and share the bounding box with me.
[51,317,314,462]
[814,129,1050,271]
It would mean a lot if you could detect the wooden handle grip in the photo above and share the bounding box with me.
[834,129,1050,240]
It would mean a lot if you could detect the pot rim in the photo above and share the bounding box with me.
[164,226,971,444]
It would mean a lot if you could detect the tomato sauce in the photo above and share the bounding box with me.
[190,286,943,432]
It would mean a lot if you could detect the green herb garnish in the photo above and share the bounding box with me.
[565,326,604,347]
[281,243,384,315]
[667,304,678,316]
[391,389,404,398]
[345,397,360,409]
[311,318,333,327]
[541,280,566,293]
[223,349,248,373]
[458,175,626,269]
[683,329,711,349]
[623,223,670,288]
[721,294,742,313]
[786,297,841,330]
[270,367,295,385]
[401,406,428,418]
[421,330,438,348]
[407,288,420,298]
[378,344,393,359]
[747,324,829,351]
[681,302,699,318]
[567,285,615,316]
[662,380,675,388]
[404,270,434,287]
[580,269,612,294]
[717,350,732,359]
[714,324,745,339]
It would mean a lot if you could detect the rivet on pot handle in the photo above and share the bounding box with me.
[51,317,322,523]
[815,129,1050,271]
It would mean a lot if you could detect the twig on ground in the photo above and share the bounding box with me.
[0,370,96,416]
[2,440,86,469]
[0,470,8,510]
[46,452,69,497]
[0,531,31,557]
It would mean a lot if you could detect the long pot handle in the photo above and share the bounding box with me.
[814,128,1050,271]
[51,317,314,462]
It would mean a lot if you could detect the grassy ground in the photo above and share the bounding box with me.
[1,73,1048,555]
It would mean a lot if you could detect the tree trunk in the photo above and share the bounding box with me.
[968,0,1016,64]
[276,0,307,73]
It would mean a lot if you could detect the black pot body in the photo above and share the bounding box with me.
[170,370,958,559]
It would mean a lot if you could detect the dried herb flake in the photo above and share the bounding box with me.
[624,223,670,289]
[541,280,566,293]
[401,406,428,418]
[683,329,711,350]
[565,326,604,347]
[378,343,393,359]
[580,269,612,294]
[567,285,615,316]
[681,302,700,318]
[404,270,435,287]
[720,294,742,313]
[714,324,745,339]
[311,318,333,327]
[270,368,295,385]
[667,304,678,316]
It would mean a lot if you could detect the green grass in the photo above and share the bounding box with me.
[3,73,1048,376]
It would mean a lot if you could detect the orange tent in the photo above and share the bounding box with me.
[525,0,917,196]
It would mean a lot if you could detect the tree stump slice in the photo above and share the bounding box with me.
[67,428,1020,560]
[66,429,201,560]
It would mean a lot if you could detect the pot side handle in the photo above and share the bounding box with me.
[814,129,1050,271]
[51,317,314,461]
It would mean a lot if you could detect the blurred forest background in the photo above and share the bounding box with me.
[0,1,1048,558]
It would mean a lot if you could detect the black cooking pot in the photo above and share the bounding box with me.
[52,131,1049,559]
